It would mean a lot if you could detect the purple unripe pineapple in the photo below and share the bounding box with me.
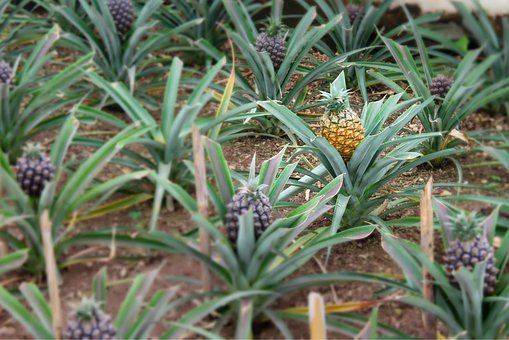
[107,0,134,35]
[15,143,54,197]
[255,23,286,70]
[443,211,499,295]
[225,189,273,242]
[430,75,454,98]
[0,60,14,86]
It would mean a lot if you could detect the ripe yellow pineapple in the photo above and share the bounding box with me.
[319,89,364,161]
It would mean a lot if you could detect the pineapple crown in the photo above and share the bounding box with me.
[0,59,12,72]
[320,88,350,113]
[433,74,454,80]
[21,143,46,160]
[261,21,286,37]
[237,153,269,197]
[0,59,11,68]
[448,210,484,242]
[72,297,103,321]
[237,186,268,203]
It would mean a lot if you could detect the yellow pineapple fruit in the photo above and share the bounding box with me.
[319,89,364,161]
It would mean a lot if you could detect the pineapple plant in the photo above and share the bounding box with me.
[255,22,287,70]
[429,75,454,98]
[223,0,342,107]
[199,139,287,244]
[15,143,54,197]
[0,116,152,276]
[261,71,451,228]
[379,201,509,339]
[64,297,116,340]
[221,0,346,139]
[0,59,13,85]
[56,0,191,98]
[0,266,175,339]
[380,10,509,153]
[319,88,364,161]
[149,138,377,338]
[221,0,347,140]
[0,25,92,160]
[107,0,134,35]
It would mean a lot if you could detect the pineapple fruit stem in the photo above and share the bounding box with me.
[22,143,45,160]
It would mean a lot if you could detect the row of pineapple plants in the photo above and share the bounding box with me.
[0,0,508,338]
